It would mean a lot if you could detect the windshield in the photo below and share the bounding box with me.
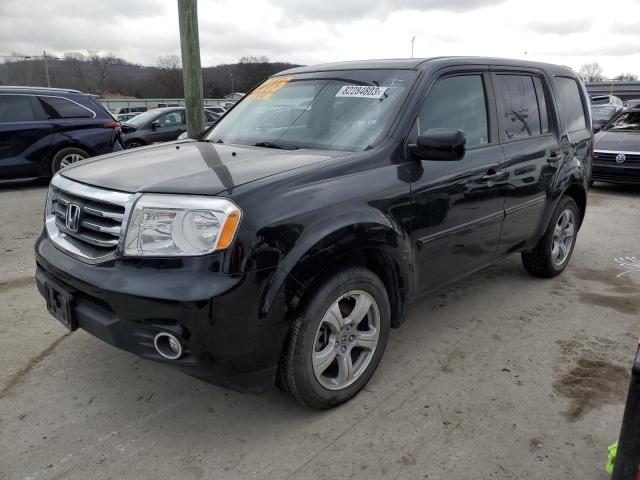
[606,111,640,132]
[205,69,418,151]
[591,105,618,121]
[125,109,166,127]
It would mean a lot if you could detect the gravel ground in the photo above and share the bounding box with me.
[0,179,639,480]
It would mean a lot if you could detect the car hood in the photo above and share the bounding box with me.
[594,130,640,152]
[61,140,347,195]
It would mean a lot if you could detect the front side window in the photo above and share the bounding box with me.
[38,96,94,119]
[156,111,184,127]
[417,75,489,148]
[206,69,418,151]
[0,95,36,122]
[554,77,588,133]
[606,111,640,132]
[494,74,543,141]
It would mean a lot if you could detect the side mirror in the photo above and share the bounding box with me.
[150,121,161,130]
[410,129,466,161]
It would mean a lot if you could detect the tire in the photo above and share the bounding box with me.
[279,267,390,409]
[50,147,89,174]
[125,140,144,149]
[521,196,579,278]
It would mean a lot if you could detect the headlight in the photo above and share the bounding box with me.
[123,194,241,256]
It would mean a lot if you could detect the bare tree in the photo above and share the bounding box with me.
[63,52,89,91]
[579,63,605,83]
[155,55,183,97]
[88,51,119,93]
[614,73,639,81]
[237,56,273,92]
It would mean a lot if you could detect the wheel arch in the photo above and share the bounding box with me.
[562,182,587,228]
[263,222,413,331]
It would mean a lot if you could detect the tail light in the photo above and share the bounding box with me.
[103,121,121,130]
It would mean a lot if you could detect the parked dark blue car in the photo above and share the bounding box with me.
[0,86,123,179]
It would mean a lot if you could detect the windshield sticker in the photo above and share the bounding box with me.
[248,76,293,100]
[336,85,388,99]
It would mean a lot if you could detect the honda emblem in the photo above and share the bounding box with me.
[65,203,81,232]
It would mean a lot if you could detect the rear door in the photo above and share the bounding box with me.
[492,69,562,254]
[0,94,53,178]
[408,68,506,294]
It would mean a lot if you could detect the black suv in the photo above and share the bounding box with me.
[0,86,122,179]
[35,58,592,408]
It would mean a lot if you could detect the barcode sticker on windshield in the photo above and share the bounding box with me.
[336,86,388,99]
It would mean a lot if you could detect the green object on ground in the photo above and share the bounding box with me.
[606,441,618,475]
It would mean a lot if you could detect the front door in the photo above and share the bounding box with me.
[407,70,506,295]
[148,110,186,144]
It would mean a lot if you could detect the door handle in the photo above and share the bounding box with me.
[547,151,561,164]
[480,169,506,182]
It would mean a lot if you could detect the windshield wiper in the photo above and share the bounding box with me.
[253,141,299,150]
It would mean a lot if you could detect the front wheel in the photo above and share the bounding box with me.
[521,196,579,278]
[279,267,390,409]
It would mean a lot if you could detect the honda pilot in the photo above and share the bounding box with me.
[35,57,592,409]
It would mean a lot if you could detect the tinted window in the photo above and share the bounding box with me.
[156,111,184,127]
[38,96,94,119]
[532,76,550,133]
[205,111,220,122]
[554,77,587,132]
[495,75,542,140]
[606,111,640,132]
[417,75,488,147]
[0,95,36,122]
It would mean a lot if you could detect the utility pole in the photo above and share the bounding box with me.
[177,0,204,137]
[43,51,51,87]
[411,36,415,58]
[230,73,234,96]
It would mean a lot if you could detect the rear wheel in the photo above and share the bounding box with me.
[51,147,89,174]
[521,196,579,278]
[279,267,390,409]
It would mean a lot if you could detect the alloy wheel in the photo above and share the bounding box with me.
[59,153,86,168]
[312,290,380,391]
[551,208,575,267]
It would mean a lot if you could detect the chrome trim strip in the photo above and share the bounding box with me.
[594,149,640,155]
[417,210,504,246]
[504,195,546,215]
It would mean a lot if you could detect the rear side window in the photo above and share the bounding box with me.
[532,77,550,134]
[0,95,36,122]
[38,96,94,119]
[554,77,588,132]
[417,75,489,148]
[494,74,545,141]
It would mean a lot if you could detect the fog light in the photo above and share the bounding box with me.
[154,332,183,360]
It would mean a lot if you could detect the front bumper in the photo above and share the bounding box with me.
[35,232,290,393]
[592,162,640,184]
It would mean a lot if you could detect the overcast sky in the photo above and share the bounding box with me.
[1,0,639,77]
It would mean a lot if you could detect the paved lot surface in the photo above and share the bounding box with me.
[1,179,639,480]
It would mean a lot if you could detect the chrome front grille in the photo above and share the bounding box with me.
[46,175,137,263]
[594,150,640,165]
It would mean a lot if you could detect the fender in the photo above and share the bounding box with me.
[258,216,414,327]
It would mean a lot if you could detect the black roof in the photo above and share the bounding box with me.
[278,57,576,77]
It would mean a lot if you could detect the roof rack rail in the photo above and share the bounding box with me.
[0,85,83,93]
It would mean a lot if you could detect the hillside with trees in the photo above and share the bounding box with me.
[0,52,300,98]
